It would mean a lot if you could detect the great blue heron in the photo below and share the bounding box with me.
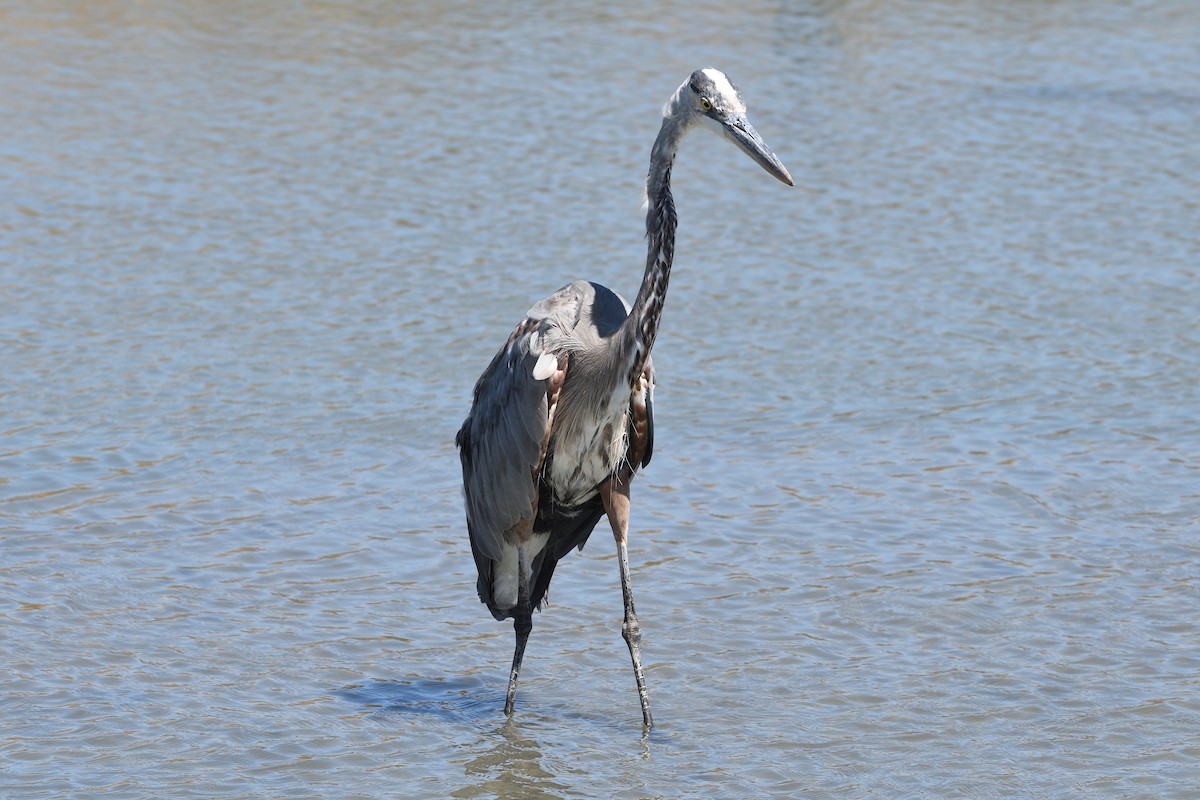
[456,68,792,727]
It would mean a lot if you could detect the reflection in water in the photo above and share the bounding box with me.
[336,679,570,798]
[457,724,567,800]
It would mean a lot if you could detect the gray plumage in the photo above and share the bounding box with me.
[456,68,792,727]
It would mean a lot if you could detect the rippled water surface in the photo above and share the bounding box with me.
[3,2,1199,798]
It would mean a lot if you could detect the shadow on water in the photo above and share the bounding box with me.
[335,676,501,723]
[336,676,670,742]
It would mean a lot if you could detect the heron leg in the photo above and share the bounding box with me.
[504,544,532,716]
[601,477,653,729]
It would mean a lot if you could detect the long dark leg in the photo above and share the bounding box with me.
[504,545,532,715]
[601,478,653,728]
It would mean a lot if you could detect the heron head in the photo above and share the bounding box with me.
[678,68,793,187]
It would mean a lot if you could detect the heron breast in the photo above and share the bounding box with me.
[545,404,629,507]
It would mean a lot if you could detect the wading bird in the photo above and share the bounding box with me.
[456,68,792,727]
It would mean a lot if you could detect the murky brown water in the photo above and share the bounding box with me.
[3,1,1199,798]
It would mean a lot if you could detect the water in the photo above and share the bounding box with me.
[2,1,1198,797]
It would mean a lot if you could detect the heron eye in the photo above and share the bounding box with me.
[700,97,713,112]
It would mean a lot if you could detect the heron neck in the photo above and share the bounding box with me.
[621,117,684,387]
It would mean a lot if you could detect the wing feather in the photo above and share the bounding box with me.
[456,283,586,574]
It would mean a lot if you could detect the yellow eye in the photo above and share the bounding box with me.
[700,97,713,112]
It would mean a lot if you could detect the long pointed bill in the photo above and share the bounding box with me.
[722,114,794,186]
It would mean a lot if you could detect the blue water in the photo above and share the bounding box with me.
[2,2,1198,798]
